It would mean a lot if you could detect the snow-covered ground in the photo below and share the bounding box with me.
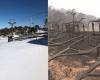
[0,37,48,80]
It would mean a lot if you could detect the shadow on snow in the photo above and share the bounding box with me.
[28,37,48,46]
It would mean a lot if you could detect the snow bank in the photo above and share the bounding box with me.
[0,36,7,40]
[0,38,48,80]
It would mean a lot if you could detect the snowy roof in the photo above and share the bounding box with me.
[35,30,47,33]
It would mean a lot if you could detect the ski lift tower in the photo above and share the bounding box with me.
[8,19,16,35]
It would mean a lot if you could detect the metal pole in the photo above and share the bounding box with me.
[72,9,76,32]
[8,19,16,35]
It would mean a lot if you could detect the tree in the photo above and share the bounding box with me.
[34,25,40,32]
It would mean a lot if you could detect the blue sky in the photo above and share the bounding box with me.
[0,0,48,28]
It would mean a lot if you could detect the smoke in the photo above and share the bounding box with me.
[48,6,97,27]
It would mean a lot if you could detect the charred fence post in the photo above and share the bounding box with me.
[77,23,79,33]
[65,24,68,32]
[99,23,100,32]
[48,70,53,80]
[92,22,95,33]
[83,24,85,32]
[97,45,100,58]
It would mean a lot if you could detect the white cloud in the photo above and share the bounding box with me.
[49,0,100,17]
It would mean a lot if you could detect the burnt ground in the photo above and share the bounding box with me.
[48,32,100,80]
